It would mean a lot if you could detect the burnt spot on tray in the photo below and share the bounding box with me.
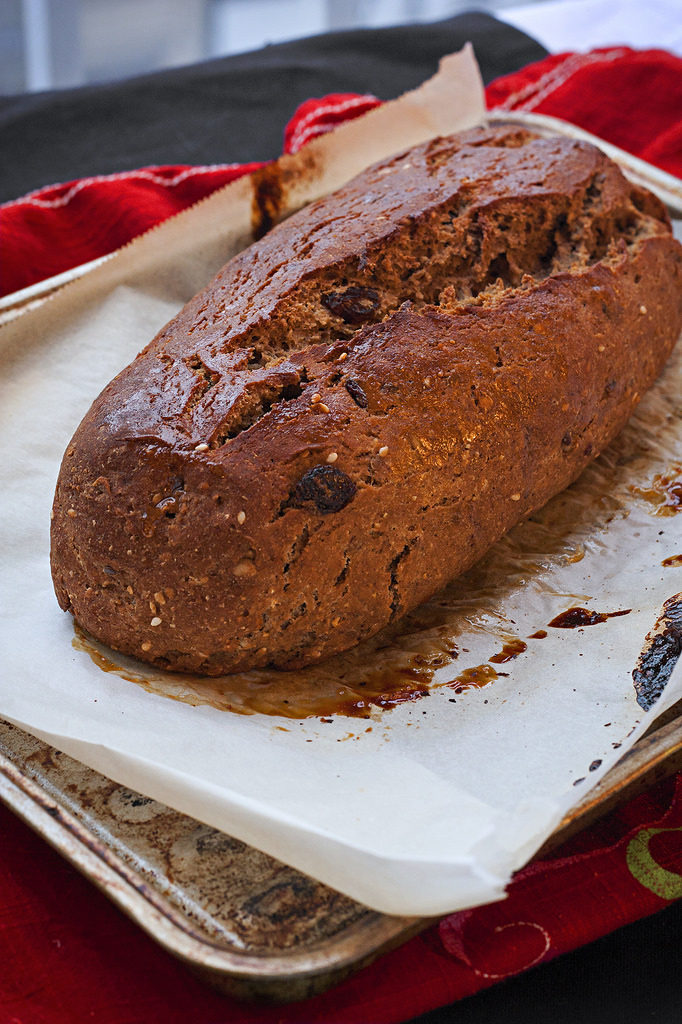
[284,465,356,514]
[632,594,682,711]
[321,286,380,324]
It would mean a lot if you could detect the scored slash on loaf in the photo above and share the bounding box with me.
[51,126,682,675]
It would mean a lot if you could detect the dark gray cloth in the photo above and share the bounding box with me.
[0,12,546,203]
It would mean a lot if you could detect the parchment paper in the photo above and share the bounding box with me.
[2,48,682,916]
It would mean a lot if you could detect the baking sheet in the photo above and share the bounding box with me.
[2,48,682,916]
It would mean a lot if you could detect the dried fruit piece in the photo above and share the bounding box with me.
[322,286,380,324]
[289,465,356,513]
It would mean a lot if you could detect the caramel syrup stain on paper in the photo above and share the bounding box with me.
[548,607,632,629]
[69,570,599,722]
[450,664,500,694]
[630,466,682,517]
[74,618,534,718]
[563,544,586,564]
[73,624,147,685]
[73,620,461,720]
[632,595,682,711]
[70,590,635,722]
[489,638,528,663]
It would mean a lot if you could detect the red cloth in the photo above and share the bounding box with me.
[485,46,682,177]
[2,47,682,1024]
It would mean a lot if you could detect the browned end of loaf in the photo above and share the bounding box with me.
[50,126,682,675]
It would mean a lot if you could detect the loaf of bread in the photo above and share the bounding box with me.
[51,125,682,675]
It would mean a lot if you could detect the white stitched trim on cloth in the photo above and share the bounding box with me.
[497,47,630,112]
[6,97,380,210]
[287,94,379,153]
[1,163,243,212]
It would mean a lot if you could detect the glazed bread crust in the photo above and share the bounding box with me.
[51,126,682,674]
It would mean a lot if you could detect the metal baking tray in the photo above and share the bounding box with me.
[3,708,682,1003]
